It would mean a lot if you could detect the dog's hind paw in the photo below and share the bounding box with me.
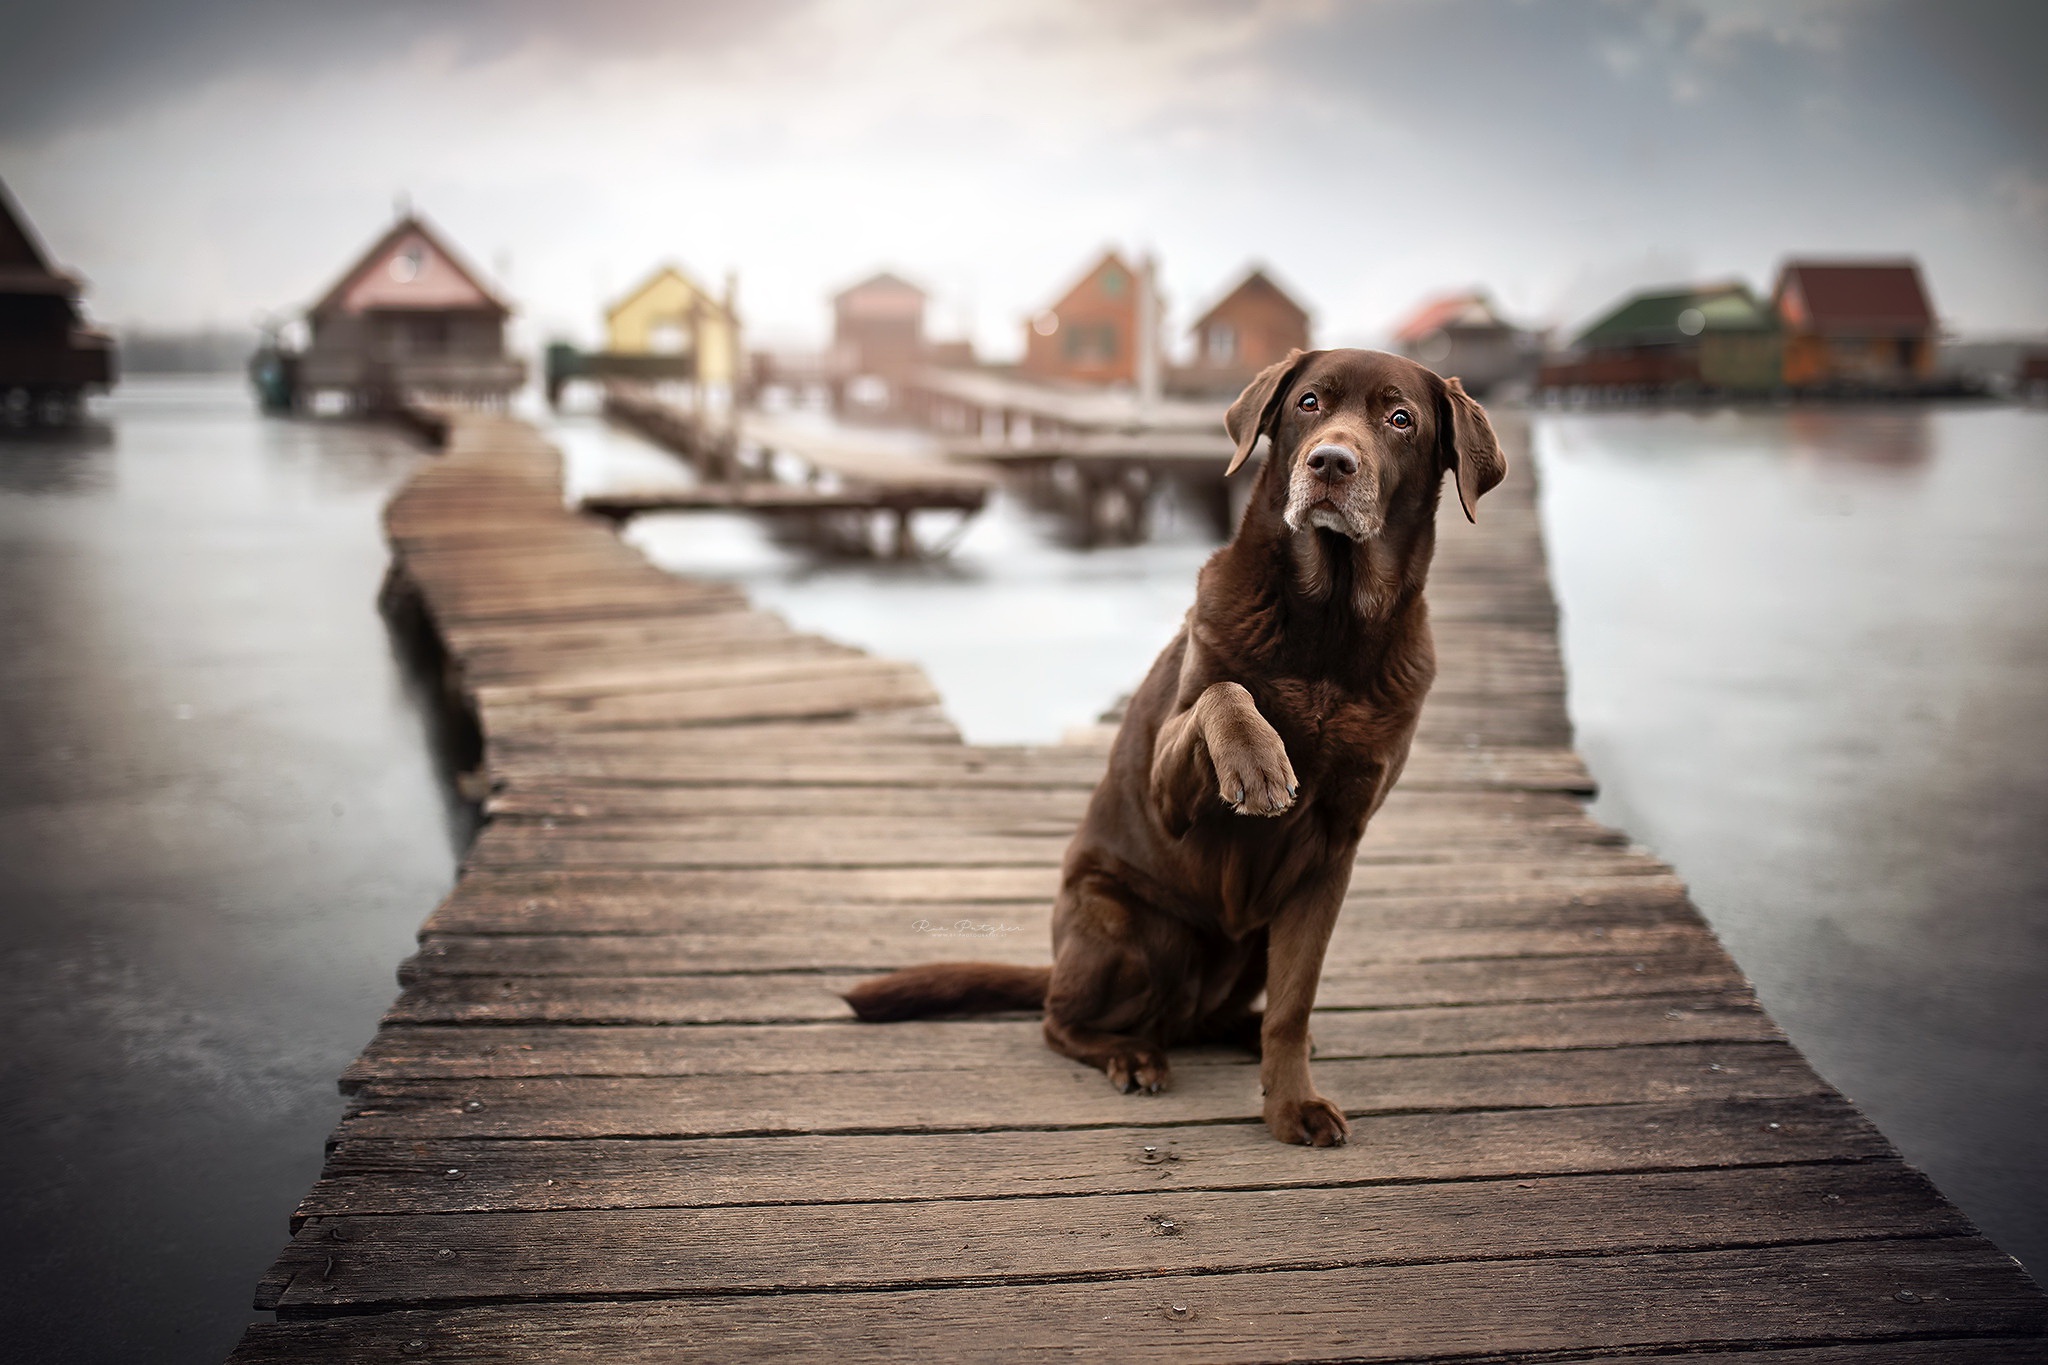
[1265,1094,1351,1146]
[1106,1051,1171,1095]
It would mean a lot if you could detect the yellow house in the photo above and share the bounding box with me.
[604,264,740,389]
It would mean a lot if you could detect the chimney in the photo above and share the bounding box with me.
[1136,251,1162,414]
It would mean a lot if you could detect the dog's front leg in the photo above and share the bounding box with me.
[1150,682,1298,829]
[1261,882,1350,1146]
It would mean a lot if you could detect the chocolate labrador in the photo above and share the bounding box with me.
[845,348,1504,1145]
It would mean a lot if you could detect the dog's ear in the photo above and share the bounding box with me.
[1224,349,1317,476]
[1436,375,1506,522]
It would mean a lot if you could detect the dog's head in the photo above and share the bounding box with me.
[1224,348,1505,538]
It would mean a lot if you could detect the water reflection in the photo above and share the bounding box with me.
[1783,406,1935,470]
[0,420,115,494]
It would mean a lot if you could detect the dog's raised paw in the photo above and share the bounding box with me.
[1266,1094,1351,1147]
[1213,743,1298,818]
[1106,1051,1171,1095]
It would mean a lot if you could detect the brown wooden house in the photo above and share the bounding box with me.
[293,214,523,413]
[1772,259,1936,388]
[0,176,115,424]
[1540,281,1783,396]
[1389,291,1538,396]
[1178,267,1310,395]
[1022,250,1139,386]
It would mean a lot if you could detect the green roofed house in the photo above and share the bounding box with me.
[1541,281,1782,396]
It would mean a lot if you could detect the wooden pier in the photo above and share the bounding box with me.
[597,385,991,555]
[228,411,2046,1362]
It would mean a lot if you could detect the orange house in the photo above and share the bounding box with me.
[1022,250,1139,385]
[1773,260,1936,387]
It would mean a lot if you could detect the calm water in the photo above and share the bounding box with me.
[563,402,2048,1281]
[1,392,2038,1363]
[0,378,465,1363]
[1537,405,2048,1281]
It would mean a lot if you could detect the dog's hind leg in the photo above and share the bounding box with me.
[1043,883,1172,1094]
[1043,1014,1170,1095]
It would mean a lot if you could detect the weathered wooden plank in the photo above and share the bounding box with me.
[337,1042,1826,1140]
[294,1094,1893,1221]
[461,808,1632,867]
[386,954,1744,1025]
[398,918,1716,979]
[478,782,1592,823]
[229,1239,2048,1363]
[479,668,941,732]
[344,995,1773,1086]
[420,869,1699,932]
[485,737,1596,794]
[263,1162,1963,1312]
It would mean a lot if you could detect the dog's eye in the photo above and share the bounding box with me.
[1388,409,1413,430]
[1297,392,1318,412]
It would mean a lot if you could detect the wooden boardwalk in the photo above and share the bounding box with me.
[228,412,2046,1362]
[598,386,991,532]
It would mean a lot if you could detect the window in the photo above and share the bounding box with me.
[1064,323,1118,363]
[1099,266,1126,297]
[1208,324,1237,364]
[650,320,687,355]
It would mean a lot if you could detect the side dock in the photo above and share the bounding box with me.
[229,412,2046,1362]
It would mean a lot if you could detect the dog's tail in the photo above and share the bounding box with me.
[842,962,1052,1022]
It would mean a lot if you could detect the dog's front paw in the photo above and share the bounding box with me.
[1212,735,1298,817]
[1106,1050,1171,1095]
[1265,1093,1351,1146]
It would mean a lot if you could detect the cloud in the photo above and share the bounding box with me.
[2,0,2044,344]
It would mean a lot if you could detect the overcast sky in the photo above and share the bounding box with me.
[2,0,2042,355]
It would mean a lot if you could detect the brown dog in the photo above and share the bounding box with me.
[845,348,1503,1145]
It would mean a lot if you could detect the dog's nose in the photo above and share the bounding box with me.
[1305,444,1358,483]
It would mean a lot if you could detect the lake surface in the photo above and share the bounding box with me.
[0,389,2038,1363]
[0,378,466,1363]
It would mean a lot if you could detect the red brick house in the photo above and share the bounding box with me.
[1772,259,1937,387]
[1180,267,1310,395]
[1022,250,1139,385]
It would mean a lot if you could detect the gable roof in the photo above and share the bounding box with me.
[605,263,733,324]
[1046,249,1137,315]
[309,214,511,318]
[1574,281,1775,350]
[836,271,926,305]
[1391,291,1511,344]
[1774,260,1933,333]
[0,176,81,297]
[1191,266,1309,333]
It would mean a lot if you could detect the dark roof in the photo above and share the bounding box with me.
[309,214,511,318]
[1774,260,1934,333]
[1191,267,1309,332]
[0,176,82,297]
[1573,281,1775,350]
